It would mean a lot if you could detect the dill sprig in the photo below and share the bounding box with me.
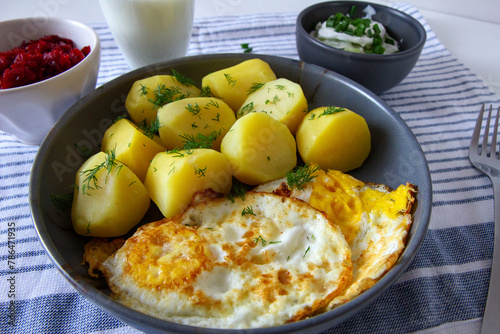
[238,101,255,117]
[194,166,207,178]
[303,246,311,258]
[224,73,236,86]
[226,178,250,203]
[286,163,320,190]
[318,106,345,118]
[171,68,195,87]
[247,82,264,95]
[73,143,93,159]
[166,147,187,158]
[242,205,256,216]
[180,130,221,150]
[50,191,74,211]
[200,86,215,97]
[80,149,123,195]
[253,235,266,246]
[138,118,161,139]
[148,84,188,109]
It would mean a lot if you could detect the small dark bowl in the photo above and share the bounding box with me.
[296,1,426,94]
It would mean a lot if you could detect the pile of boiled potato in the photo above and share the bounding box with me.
[71,58,371,237]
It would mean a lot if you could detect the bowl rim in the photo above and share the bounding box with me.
[0,16,100,93]
[29,53,432,333]
[296,0,427,60]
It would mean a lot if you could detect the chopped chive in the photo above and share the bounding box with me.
[349,5,357,17]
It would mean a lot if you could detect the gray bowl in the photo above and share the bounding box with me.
[30,53,431,333]
[296,1,426,94]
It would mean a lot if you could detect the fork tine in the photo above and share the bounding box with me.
[471,104,485,155]
[482,105,492,156]
[492,106,500,159]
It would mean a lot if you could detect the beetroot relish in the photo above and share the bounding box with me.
[0,35,91,89]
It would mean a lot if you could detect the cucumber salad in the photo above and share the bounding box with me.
[311,5,400,55]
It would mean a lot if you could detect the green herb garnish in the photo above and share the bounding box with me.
[240,43,253,53]
[242,206,256,216]
[50,191,74,211]
[80,148,123,195]
[194,166,207,178]
[253,235,266,246]
[180,130,221,150]
[138,118,161,139]
[200,86,215,97]
[171,69,195,87]
[226,178,249,203]
[148,84,188,109]
[318,106,345,118]
[224,73,236,86]
[247,82,264,95]
[286,163,320,190]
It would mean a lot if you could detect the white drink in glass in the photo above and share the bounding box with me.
[99,0,195,69]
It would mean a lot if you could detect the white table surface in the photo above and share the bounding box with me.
[1,0,499,95]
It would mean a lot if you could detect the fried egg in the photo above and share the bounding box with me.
[254,168,416,308]
[101,191,352,328]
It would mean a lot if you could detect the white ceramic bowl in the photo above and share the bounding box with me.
[0,17,100,145]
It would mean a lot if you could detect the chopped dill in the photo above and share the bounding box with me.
[318,106,345,118]
[148,84,188,109]
[166,147,186,158]
[180,130,221,150]
[139,84,148,96]
[226,178,249,203]
[224,73,236,86]
[253,235,266,246]
[200,86,215,97]
[138,118,161,139]
[247,82,264,95]
[286,163,320,190]
[205,99,220,109]
[303,246,311,258]
[194,166,207,178]
[50,191,74,211]
[73,143,93,159]
[242,205,256,216]
[171,68,195,87]
[238,101,254,117]
[185,103,201,117]
[80,148,123,195]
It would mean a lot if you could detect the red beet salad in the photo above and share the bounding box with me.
[0,35,90,89]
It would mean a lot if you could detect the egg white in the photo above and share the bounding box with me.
[254,169,415,308]
[102,191,352,329]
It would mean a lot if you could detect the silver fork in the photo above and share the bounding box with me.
[469,104,500,334]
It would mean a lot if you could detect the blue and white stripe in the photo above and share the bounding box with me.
[1,4,499,333]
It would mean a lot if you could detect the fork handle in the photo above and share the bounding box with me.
[481,178,500,334]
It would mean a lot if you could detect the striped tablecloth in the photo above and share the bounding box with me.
[2,4,500,334]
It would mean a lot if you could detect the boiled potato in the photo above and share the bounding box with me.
[71,151,150,237]
[237,78,308,135]
[296,106,371,172]
[144,149,232,218]
[101,118,165,181]
[220,112,296,185]
[157,97,236,151]
[201,59,276,111]
[125,74,201,126]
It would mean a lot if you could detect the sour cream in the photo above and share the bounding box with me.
[311,5,400,55]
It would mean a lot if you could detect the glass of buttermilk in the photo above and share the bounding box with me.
[99,0,195,69]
